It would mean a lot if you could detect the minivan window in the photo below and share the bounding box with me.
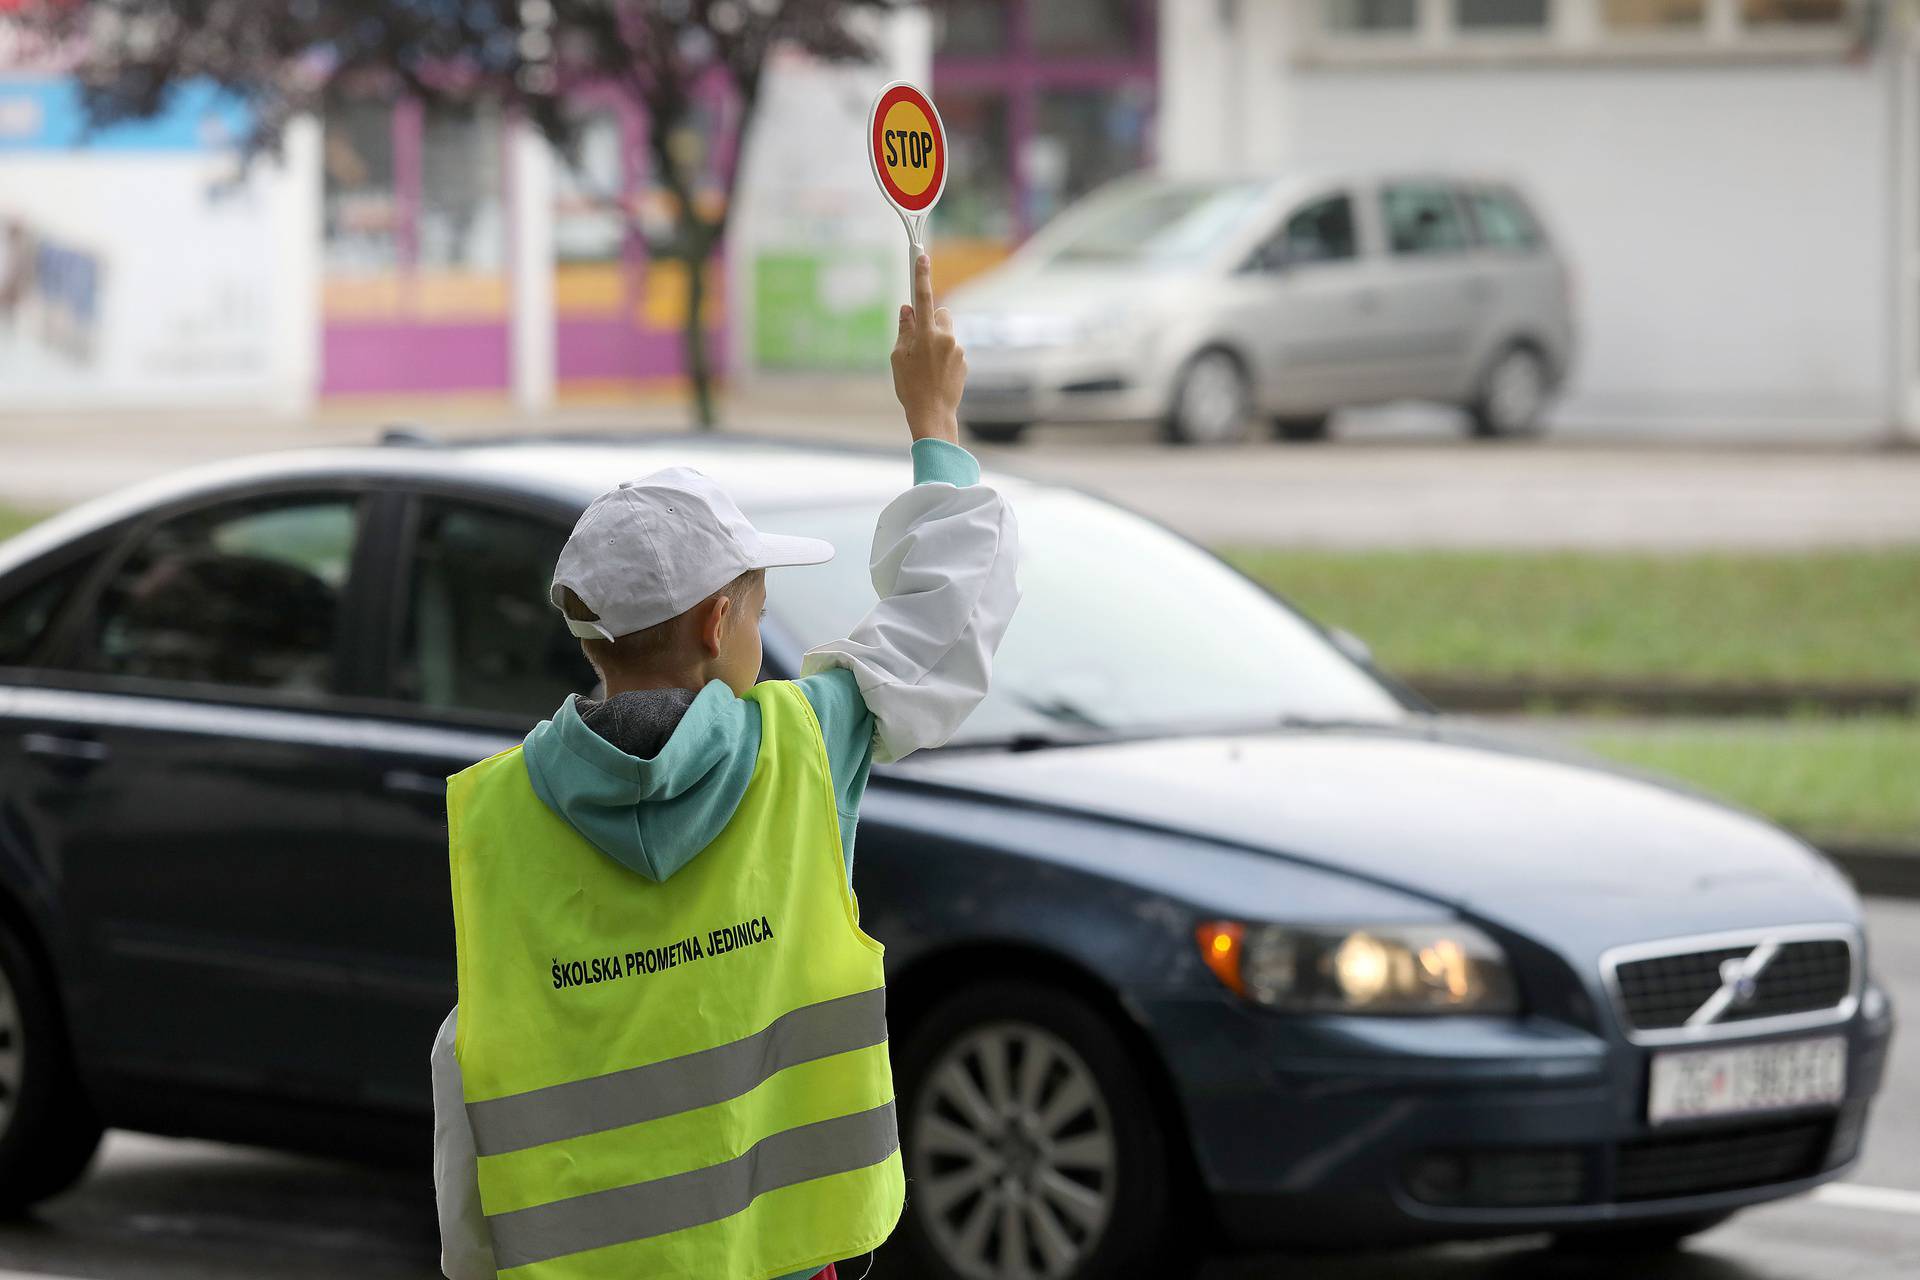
[1465,187,1542,250]
[86,497,359,696]
[397,501,596,722]
[1273,194,1358,268]
[1381,184,1470,255]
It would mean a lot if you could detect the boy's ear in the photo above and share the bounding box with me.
[699,592,731,659]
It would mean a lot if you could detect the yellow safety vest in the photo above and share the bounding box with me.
[448,680,903,1280]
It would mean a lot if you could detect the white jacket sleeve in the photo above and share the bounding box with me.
[432,1007,497,1280]
[801,446,1019,764]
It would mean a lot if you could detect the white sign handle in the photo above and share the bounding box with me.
[899,209,928,304]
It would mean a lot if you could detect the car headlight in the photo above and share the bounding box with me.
[1194,921,1519,1015]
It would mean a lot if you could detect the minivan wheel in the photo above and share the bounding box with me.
[1469,344,1550,438]
[1272,414,1331,443]
[1164,350,1249,446]
[894,982,1179,1280]
[0,915,102,1211]
[963,421,1029,446]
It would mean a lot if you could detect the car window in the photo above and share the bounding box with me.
[86,497,360,696]
[1381,183,1470,255]
[0,556,95,668]
[396,501,596,722]
[1262,193,1358,269]
[1465,187,1543,250]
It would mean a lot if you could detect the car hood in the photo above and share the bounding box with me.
[893,724,1859,950]
[948,266,1192,321]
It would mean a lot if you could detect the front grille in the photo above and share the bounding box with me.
[1404,1119,1836,1210]
[1610,934,1854,1035]
[1616,1120,1831,1201]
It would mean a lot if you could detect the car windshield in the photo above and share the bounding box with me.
[762,489,1407,747]
[1036,180,1271,269]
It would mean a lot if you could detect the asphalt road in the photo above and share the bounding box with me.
[5,398,1919,550]
[0,899,1907,1280]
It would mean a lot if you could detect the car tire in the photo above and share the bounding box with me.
[963,421,1029,446]
[0,913,102,1212]
[1271,414,1332,443]
[1468,343,1552,439]
[1163,349,1250,446]
[891,980,1183,1280]
[1550,1211,1735,1255]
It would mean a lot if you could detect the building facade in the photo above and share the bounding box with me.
[6,0,1920,443]
[1161,0,1920,441]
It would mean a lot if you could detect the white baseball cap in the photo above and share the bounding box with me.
[550,466,835,641]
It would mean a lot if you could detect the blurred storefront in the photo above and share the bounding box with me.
[1159,0,1920,441]
[929,0,1159,287]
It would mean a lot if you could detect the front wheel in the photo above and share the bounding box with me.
[893,981,1182,1280]
[0,914,102,1211]
[1163,350,1250,446]
[1469,344,1552,438]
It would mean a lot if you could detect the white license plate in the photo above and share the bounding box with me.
[1648,1036,1847,1126]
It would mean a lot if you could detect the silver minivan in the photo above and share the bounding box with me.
[948,170,1575,445]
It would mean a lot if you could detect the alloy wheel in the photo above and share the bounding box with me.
[1174,352,1248,444]
[1485,347,1546,434]
[909,1022,1118,1279]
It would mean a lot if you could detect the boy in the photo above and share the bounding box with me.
[431,254,1017,1279]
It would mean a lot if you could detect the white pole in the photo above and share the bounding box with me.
[273,114,323,419]
[510,118,556,416]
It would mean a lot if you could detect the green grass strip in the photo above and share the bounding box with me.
[1579,715,1920,847]
[1226,548,1920,687]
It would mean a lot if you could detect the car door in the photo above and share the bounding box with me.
[347,489,597,1110]
[1368,180,1498,400]
[1218,190,1388,412]
[16,487,396,1104]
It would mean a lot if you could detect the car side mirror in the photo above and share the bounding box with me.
[1329,626,1374,667]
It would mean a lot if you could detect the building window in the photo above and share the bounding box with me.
[938,90,1016,241]
[419,101,505,272]
[1601,0,1707,28]
[1741,0,1847,23]
[553,106,628,266]
[322,102,398,275]
[935,0,1009,56]
[1458,0,1550,28]
[1325,0,1418,30]
[1032,0,1142,55]
[1031,87,1154,230]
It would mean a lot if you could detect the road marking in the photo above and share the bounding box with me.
[1815,1183,1920,1216]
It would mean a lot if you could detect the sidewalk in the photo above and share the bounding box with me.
[5,386,1920,549]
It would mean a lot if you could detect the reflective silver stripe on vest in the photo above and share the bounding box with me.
[468,986,888,1158]
[487,1099,899,1270]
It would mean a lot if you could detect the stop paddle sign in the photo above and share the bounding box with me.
[867,80,948,291]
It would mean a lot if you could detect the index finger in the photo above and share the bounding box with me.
[912,253,933,331]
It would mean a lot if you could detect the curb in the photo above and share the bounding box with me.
[1412,675,1919,718]
[1826,844,1920,901]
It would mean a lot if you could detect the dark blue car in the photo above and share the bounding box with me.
[0,436,1893,1279]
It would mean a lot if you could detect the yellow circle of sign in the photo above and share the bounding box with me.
[881,100,937,198]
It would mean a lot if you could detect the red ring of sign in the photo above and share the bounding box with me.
[870,84,946,214]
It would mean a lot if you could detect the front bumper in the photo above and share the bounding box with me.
[1133,982,1894,1248]
[960,347,1170,426]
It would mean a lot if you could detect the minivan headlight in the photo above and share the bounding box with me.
[1195,921,1519,1015]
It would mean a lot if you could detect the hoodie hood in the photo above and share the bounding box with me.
[520,680,759,882]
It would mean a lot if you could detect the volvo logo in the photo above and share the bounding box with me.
[1719,957,1761,1008]
[1690,942,1780,1026]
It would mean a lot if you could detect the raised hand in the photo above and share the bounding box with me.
[890,253,967,444]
